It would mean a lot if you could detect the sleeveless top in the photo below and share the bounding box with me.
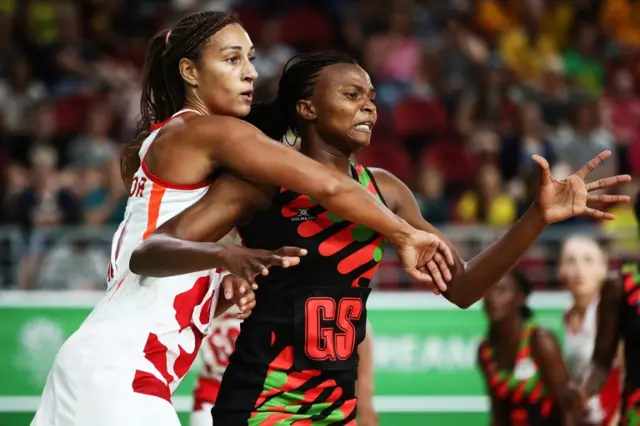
[212,164,386,423]
[620,263,640,425]
[564,299,622,424]
[479,320,561,426]
[64,108,223,403]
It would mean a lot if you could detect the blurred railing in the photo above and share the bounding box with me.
[0,224,637,290]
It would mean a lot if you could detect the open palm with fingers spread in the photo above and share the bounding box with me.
[532,151,631,224]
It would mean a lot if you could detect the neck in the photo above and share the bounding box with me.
[300,132,353,175]
[574,293,596,312]
[494,315,523,345]
[183,94,213,116]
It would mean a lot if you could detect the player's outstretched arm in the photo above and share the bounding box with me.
[369,150,630,308]
[187,115,454,284]
[130,173,305,282]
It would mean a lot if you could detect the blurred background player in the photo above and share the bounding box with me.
[559,235,622,425]
[567,192,640,425]
[478,271,573,425]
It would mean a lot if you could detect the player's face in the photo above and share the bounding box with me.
[190,24,258,117]
[483,275,524,322]
[309,63,377,152]
[558,237,606,300]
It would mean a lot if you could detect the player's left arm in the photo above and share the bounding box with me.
[370,168,545,308]
[531,327,577,426]
[356,320,377,425]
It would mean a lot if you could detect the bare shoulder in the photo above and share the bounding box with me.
[531,327,562,359]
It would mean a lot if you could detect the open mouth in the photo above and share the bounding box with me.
[353,121,373,132]
[241,90,253,102]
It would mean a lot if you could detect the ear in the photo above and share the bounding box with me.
[179,57,199,88]
[296,99,316,123]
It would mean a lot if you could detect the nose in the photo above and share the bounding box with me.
[243,61,258,82]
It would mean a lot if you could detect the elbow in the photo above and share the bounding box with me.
[314,175,348,202]
[129,242,153,276]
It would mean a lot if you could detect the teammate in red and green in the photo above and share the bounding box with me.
[130,52,628,424]
[479,271,575,425]
[566,193,640,426]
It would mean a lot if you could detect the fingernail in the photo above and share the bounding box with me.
[225,292,232,300]
[240,286,246,294]
[283,261,289,268]
[300,249,308,255]
[240,298,247,304]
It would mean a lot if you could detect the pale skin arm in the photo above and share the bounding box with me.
[185,115,454,283]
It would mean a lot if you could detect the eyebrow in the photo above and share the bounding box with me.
[220,45,255,52]
[348,84,376,95]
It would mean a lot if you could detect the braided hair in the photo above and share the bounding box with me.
[121,11,238,188]
[245,52,358,142]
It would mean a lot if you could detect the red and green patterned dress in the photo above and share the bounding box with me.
[620,263,640,426]
[479,320,561,426]
[212,164,386,425]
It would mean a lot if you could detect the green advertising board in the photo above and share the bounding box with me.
[0,291,572,425]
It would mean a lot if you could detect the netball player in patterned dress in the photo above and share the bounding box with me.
[479,271,572,425]
[568,194,640,426]
[31,10,462,426]
[130,52,629,425]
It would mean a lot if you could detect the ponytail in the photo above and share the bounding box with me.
[121,31,173,189]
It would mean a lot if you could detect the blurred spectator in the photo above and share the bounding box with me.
[562,22,604,96]
[339,0,385,58]
[414,166,449,224]
[0,53,48,133]
[35,239,109,290]
[8,101,69,171]
[475,0,519,40]
[540,0,574,47]
[252,18,295,99]
[499,0,558,88]
[455,162,517,225]
[455,55,518,138]
[600,0,640,48]
[500,102,555,182]
[12,146,81,234]
[552,101,616,181]
[364,2,421,104]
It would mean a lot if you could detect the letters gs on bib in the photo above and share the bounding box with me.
[293,286,370,376]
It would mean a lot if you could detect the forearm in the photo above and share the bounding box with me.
[130,233,227,277]
[445,204,546,308]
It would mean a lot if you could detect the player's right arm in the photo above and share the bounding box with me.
[188,116,454,284]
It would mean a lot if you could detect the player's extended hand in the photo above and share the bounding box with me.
[219,244,307,288]
[395,230,455,293]
[221,274,256,319]
[533,151,631,224]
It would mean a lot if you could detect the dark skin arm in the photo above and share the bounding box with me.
[477,345,508,426]
[531,328,576,426]
[371,168,546,308]
[370,163,629,308]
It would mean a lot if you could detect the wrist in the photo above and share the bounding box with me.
[206,242,231,269]
[388,217,414,247]
[528,201,550,228]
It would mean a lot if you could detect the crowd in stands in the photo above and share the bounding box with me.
[0,0,639,289]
